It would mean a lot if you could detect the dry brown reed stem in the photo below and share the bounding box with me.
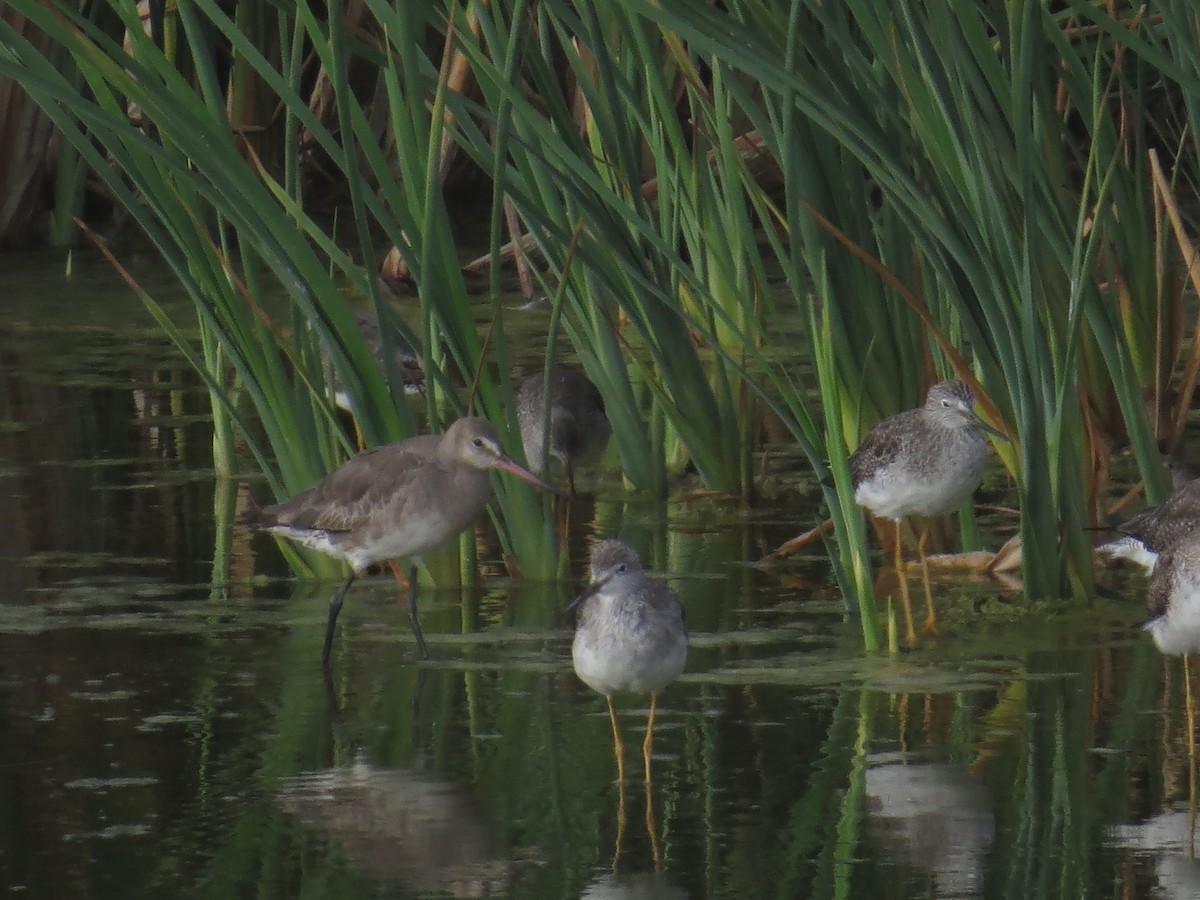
[1150,149,1200,452]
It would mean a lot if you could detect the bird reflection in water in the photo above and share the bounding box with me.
[579,871,690,899]
[611,779,666,875]
[1110,810,1200,898]
[278,760,510,896]
[865,760,995,896]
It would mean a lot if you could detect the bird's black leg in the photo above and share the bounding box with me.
[408,564,430,659]
[322,573,356,665]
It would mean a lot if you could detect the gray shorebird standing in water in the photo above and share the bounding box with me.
[243,417,555,664]
[849,379,1008,641]
[327,308,424,414]
[517,367,611,496]
[569,540,688,785]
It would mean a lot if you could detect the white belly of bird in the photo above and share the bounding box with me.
[1146,606,1200,655]
[267,513,460,573]
[855,457,985,520]
[572,595,687,697]
[573,635,686,697]
[1147,564,1200,655]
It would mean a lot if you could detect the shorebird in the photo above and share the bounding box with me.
[1164,451,1199,492]
[569,540,688,784]
[326,307,424,414]
[1143,528,1200,772]
[1145,528,1200,656]
[244,417,554,664]
[517,367,611,496]
[1099,477,1200,573]
[849,379,1007,641]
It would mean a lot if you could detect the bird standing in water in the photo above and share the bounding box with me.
[1142,527,1200,769]
[849,380,1007,641]
[517,366,611,496]
[1144,528,1200,656]
[327,307,424,414]
[569,540,688,784]
[1098,477,1200,573]
[244,417,554,664]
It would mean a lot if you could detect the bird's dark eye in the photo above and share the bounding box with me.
[473,438,484,447]
[617,563,627,573]
[941,399,952,408]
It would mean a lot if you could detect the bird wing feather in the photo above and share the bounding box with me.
[1146,547,1175,622]
[850,424,905,486]
[643,578,686,625]
[260,438,439,533]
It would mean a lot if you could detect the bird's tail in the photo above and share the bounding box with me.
[237,491,270,530]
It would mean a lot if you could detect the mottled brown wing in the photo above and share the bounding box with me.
[1126,479,1200,538]
[849,423,904,487]
[1145,547,1175,622]
[1119,502,1164,539]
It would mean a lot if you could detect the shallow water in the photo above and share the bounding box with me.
[1,251,1197,899]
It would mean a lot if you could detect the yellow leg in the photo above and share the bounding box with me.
[612,775,627,872]
[642,694,658,784]
[609,694,627,872]
[645,777,662,873]
[917,527,939,636]
[894,520,916,644]
[1187,654,1196,858]
[607,695,626,784]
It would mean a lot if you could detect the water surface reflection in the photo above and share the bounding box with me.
[279,761,511,896]
[2,255,1198,899]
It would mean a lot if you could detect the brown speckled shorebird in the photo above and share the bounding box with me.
[1145,527,1200,656]
[244,417,554,664]
[1143,527,1200,757]
[569,540,688,784]
[517,367,611,496]
[850,380,1007,641]
[328,308,424,414]
[1099,477,1200,573]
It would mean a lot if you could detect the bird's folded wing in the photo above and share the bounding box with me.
[274,443,436,532]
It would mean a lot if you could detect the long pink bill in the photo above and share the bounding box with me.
[494,455,561,496]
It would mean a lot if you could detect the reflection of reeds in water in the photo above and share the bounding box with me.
[865,761,994,897]
[278,761,510,897]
